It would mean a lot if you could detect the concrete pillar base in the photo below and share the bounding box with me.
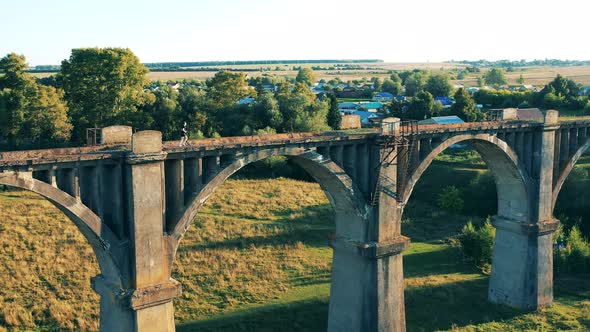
[488,216,558,309]
[328,237,409,332]
[92,275,181,332]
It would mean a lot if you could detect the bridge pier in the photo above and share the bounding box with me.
[489,110,560,310]
[329,236,409,332]
[488,216,558,308]
[91,130,181,332]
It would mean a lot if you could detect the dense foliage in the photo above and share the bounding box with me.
[0,53,71,148]
[3,48,590,149]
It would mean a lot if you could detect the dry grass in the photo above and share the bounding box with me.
[173,178,333,321]
[0,190,99,330]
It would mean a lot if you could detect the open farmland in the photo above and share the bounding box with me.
[20,62,590,87]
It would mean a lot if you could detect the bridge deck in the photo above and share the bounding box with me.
[3,120,588,167]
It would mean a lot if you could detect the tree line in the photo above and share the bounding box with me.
[387,68,590,122]
[453,59,590,68]
[0,49,342,149]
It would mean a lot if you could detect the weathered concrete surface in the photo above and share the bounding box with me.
[341,114,361,129]
[132,130,162,154]
[2,113,589,331]
[101,125,133,145]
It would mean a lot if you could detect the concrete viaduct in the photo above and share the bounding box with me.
[0,110,588,331]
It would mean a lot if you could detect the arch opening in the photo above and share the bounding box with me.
[400,135,530,330]
[554,146,590,237]
[170,149,365,330]
[403,135,529,223]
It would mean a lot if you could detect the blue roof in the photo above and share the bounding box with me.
[352,111,383,124]
[430,116,464,124]
[338,102,358,109]
[375,92,393,97]
[434,96,455,106]
[358,102,383,109]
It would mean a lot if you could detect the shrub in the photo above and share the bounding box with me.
[554,225,590,274]
[565,226,590,273]
[437,186,464,213]
[458,219,496,272]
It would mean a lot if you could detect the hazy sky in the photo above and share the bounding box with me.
[2,0,588,66]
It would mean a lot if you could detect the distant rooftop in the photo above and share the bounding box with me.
[418,115,464,125]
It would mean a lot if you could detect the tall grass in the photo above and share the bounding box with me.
[0,190,99,330]
[173,178,334,322]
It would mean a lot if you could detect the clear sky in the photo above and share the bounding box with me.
[2,0,589,66]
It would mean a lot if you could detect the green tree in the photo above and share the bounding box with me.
[448,88,483,122]
[517,74,525,84]
[0,53,28,90]
[406,91,434,120]
[178,86,207,138]
[21,84,72,144]
[484,68,507,85]
[404,72,428,96]
[253,91,282,130]
[275,82,328,132]
[59,48,153,141]
[207,70,252,108]
[295,68,316,86]
[425,73,452,97]
[371,77,382,91]
[0,53,71,147]
[382,79,402,95]
[327,94,342,130]
[390,72,402,84]
[535,75,583,110]
[204,70,253,136]
[437,186,464,212]
[145,86,181,140]
[477,76,484,87]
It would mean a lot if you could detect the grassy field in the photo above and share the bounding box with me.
[1,167,590,331]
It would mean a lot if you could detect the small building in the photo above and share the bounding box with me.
[338,102,359,110]
[358,101,384,112]
[372,92,394,102]
[418,116,465,125]
[353,111,384,125]
[434,96,455,107]
[466,87,480,95]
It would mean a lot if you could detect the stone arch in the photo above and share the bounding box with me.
[552,139,590,211]
[402,133,531,222]
[0,171,123,284]
[167,147,368,267]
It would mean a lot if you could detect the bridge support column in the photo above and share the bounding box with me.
[489,110,560,310]
[488,216,558,309]
[95,130,181,332]
[328,236,409,332]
